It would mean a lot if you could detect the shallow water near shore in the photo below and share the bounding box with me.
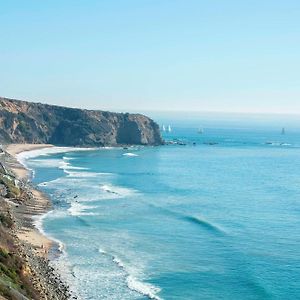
[22,117,300,299]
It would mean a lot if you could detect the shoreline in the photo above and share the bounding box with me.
[1,143,159,299]
[0,143,71,299]
[5,143,53,181]
[5,144,54,257]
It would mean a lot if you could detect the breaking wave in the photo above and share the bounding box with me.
[59,161,89,171]
[123,152,139,157]
[64,170,112,178]
[265,141,292,147]
[98,248,162,300]
[99,184,138,198]
[32,211,65,253]
[16,146,96,165]
[68,202,97,217]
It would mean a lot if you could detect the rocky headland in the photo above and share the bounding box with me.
[0,97,163,147]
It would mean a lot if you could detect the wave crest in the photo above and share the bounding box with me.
[123,152,138,157]
[98,249,162,300]
[100,184,138,198]
[183,215,226,235]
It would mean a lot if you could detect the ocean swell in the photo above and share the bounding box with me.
[183,215,226,235]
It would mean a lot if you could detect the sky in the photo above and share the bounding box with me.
[1,0,300,114]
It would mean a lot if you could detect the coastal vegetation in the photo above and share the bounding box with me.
[0,174,21,199]
[0,219,38,300]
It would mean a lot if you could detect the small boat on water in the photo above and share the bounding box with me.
[167,125,172,132]
[198,128,204,134]
[281,127,285,135]
[162,125,166,132]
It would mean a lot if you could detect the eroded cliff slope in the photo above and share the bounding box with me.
[0,97,163,146]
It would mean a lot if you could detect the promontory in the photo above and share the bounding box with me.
[0,97,163,147]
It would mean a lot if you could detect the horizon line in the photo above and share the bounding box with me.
[2,95,300,118]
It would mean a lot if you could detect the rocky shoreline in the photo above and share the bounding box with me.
[0,145,72,299]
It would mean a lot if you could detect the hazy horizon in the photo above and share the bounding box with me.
[4,95,300,119]
[1,1,300,114]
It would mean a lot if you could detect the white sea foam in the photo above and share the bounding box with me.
[17,146,97,161]
[98,248,107,255]
[38,177,135,204]
[68,202,97,216]
[15,146,105,299]
[62,156,75,161]
[16,146,95,179]
[265,141,292,147]
[123,152,139,157]
[38,177,89,193]
[23,158,89,177]
[49,247,81,299]
[17,145,148,299]
[16,145,116,182]
[109,253,162,300]
[64,170,111,178]
[59,161,89,172]
[126,276,162,300]
[100,184,138,198]
[32,211,65,253]
[32,211,48,236]
[112,256,126,269]
[28,158,63,168]
[97,248,162,300]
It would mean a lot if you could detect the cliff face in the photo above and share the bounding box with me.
[0,97,163,146]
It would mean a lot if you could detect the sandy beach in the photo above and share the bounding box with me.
[5,143,53,180]
[0,143,71,298]
[4,144,54,257]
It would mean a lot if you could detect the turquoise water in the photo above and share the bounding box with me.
[21,120,300,300]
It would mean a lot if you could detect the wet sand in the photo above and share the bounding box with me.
[4,144,54,257]
[5,143,53,180]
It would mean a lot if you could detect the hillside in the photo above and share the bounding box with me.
[0,97,163,146]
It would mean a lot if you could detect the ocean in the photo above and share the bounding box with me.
[18,114,300,300]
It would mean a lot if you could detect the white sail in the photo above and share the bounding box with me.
[162,125,166,132]
[198,128,204,134]
[168,125,172,132]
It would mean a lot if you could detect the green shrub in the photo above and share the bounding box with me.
[0,263,18,282]
[0,214,13,228]
[0,282,13,299]
[0,174,20,198]
[0,248,9,261]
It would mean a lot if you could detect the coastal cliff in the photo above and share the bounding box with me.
[0,97,163,146]
[0,149,70,299]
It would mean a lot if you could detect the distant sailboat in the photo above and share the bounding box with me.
[281,127,285,135]
[167,125,172,132]
[198,128,204,134]
[162,125,166,132]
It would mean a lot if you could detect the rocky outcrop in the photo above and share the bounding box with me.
[0,97,163,146]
